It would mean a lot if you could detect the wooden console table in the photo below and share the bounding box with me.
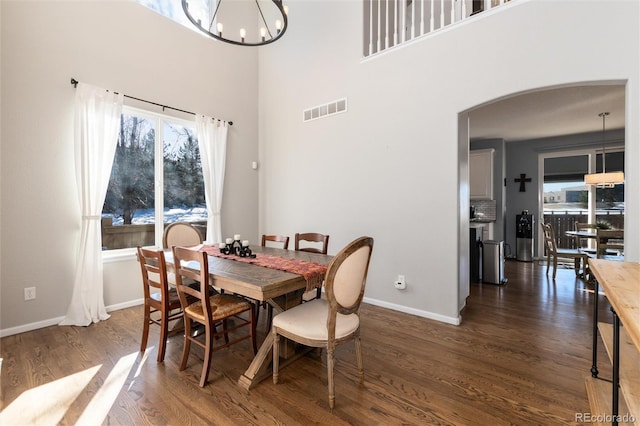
[586,259,639,425]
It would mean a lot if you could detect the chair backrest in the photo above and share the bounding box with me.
[294,232,329,254]
[576,223,597,232]
[137,246,170,306]
[163,222,203,249]
[261,234,290,250]
[324,237,374,321]
[595,229,624,257]
[541,222,558,255]
[172,246,212,314]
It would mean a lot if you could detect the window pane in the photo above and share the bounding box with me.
[102,114,156,250]
[162,122,207,231]
[595,151,624,229]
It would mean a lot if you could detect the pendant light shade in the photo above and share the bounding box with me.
[182,0,288,47]
[584,112,624,188]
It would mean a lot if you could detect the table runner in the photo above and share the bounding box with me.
[198,245,327,292]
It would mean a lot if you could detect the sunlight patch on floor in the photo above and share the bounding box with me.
[75,351,140,425]
[0,365,101,425]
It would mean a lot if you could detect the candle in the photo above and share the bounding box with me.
[242,240,249,247]
[234,234,241,241]
[226,238,233,244]
[219,242,226,248]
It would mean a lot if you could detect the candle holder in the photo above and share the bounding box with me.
[220,237,256,258]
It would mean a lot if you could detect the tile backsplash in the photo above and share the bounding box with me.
[471,199,496,221]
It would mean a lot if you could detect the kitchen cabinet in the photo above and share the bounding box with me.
[470,149,494,199]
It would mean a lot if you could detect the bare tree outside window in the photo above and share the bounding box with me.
[101,110,207,250]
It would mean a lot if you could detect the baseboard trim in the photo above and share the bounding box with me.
[363,296,461,325]
[0,298,144,338]
[1,296,460,337]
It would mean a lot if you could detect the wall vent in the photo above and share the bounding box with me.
[303,98,347,122]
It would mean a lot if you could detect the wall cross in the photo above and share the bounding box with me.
[514,174,532,192]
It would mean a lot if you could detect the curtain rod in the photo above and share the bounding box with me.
[70,78,233,125]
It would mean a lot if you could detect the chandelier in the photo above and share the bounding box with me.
[182,0,288,47]
[584,112,625,188]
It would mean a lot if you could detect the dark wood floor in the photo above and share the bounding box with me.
[1,260,613,425]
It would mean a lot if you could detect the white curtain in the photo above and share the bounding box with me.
[196,115,229,244]
[60,83,123,326]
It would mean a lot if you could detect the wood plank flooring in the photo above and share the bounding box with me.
[0,260,613,425]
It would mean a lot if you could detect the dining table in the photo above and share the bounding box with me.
[165,244,333,390]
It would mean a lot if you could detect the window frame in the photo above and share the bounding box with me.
[102,105,203,261]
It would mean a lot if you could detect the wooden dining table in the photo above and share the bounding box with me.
[166,244,333,390]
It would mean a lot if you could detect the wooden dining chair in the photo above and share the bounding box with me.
[137,246,187,363]
[594,229,624,260]
[272,236,374,410]
[163,222,203,249]
[261,234,290,250]
[575,222,597,254]
[172,246,257,387]
[258,235,290,328]
[541,222,587,279]
[295,232,329,301]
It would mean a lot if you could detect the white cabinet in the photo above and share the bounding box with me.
[470,149,494,199]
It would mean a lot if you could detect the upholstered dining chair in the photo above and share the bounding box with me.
[272,236,374,410]
[541,222,588,279]
[137,246,187,363]
[295,232,329,301]
[172,246,257,387]
[163,222,203,249]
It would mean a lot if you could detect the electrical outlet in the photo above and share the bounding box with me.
[24,287,36,301]
[394,275,406,290]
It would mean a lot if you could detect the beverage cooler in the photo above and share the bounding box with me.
[516,211,534,262]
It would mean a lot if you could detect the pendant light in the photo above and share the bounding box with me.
[584,112,624,188]
[182,0,288,47]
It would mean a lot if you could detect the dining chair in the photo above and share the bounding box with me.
[258,235,290,329]
[163,222,203,249]
[594,229,624,260]
[172,246,257,387]
[137,246,187,363]
[272,236,374,410]
[295,232,330,301]
[261,234,290,250]
[541,222,587,279]
[575,222,597,254]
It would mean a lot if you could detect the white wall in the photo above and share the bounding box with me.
[0,1,260,333]
[258,0,640,324]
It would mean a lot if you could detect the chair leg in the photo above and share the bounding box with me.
[545,254,551,276]
[327,345,335,410]
[180,317,192,372]
[354,335,364,385]
[273,332,280,384]
[157,308,169,363]
[574,258,580,277]
[552,256,558,279]
[140,304,150,354]
[199,321,214,387]
[222,319,230,344]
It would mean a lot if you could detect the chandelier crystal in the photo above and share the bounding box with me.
[182,0,288,47]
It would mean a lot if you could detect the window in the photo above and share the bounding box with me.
[101,107,206,250]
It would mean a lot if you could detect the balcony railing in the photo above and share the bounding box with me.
[363,0,512,57]
[543,211,624,250]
